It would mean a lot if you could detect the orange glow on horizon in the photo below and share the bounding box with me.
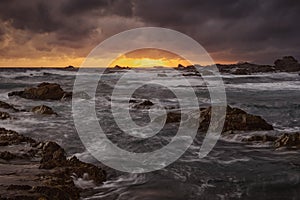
[109,48,192,68]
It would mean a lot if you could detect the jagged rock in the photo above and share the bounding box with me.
[242,135,278,143]
[133,100,154,109]
[0,151,17,160]
[0,111,11,120]
[40,141,67,169]
[217,62,275,74]
[0,127,36,146]
[64,65,76,71]
[232,68,250,75]
[113,65,131,70]
[0,100,19,111]
[8,82,72,100]
[0,127,106,199]
[31,105,57,115]
[165,106,273,133]
[274,56,300,72]
[68,156,106,184]
[166,111,181,123]
[199,106,273,132]
[274,132,300,149]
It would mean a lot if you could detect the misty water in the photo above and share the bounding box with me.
[0,68,300,200]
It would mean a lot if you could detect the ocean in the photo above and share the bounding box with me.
[0,68,300,199]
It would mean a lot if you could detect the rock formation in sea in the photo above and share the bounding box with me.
[31,105,57,115]
[165,105,273,132]
[243,132,300,150]
[0,127,106,199]
[175,56,300,75]
[8,82,72,101]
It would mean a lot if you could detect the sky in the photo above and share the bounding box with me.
[0,0,299,67]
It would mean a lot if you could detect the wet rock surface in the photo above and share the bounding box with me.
[132,100,154,109]
[274,132,300,149]
[0,111,11,120]
[274,56,300,72]
[0,127,106,200]
[165,105,273,133]
[8,82,72,101]
[31,105,57,115]
[199,105,273,132]
[0,101,19,112]
[175,56,300,75]
[242,132,300,150]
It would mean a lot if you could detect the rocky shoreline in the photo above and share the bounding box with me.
[1,82,300,199]
[175,56,300,75]
[0,127,106,200]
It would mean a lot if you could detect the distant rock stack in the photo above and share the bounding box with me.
[274,56,300,72]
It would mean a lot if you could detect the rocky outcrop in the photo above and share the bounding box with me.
[274,56,300,72]
[31,105,57,115]
[0,111,11,120]
[176,56,300,75]
[0,100,19,111]
[242,134,278,143]
[165,106,273,133]
[217,62,276,74]
[199,106,273,132]
[8,82,72,101]
[133,100,154,109]
[0,127,106,199]
[274,132,300,149]
[64,65,77,71]
[242,132,300,150]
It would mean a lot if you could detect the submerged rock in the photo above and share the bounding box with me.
[0,111,11,120]
[133,100,154,109]
[165,105,273,133]
[31,105,57,115]
[0,100,19,111]
[274,56,300,72]
[199,105,273,132]
[242,134,278,143]
[0,127,36,146]
[8,82,72,101]
[274,132,300,149]
[0,127,106,199]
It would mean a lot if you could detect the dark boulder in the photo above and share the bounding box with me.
[0,111,11,120]
[31,105,57,115]
[8,82,71,101]
[0,127,106,199]
[0,100,19,111]
[274,132,300,149]
[0,151,17,160]
[274,56,300,72]
[199,106,273,132]
[0,127,36,146]
[166,111,181,123]
[242,135,278,143]
[133,100,154,109]
[40,141,67,169]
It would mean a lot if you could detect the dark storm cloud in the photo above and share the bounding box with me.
[0,0,299,63]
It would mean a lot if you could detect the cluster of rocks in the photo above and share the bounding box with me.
[164,105,273,132]
[1,100,57,117]
[243,132,300,150]
[131,101,299,150]
[8,82,72,101]
[175,56,300,75]
[0,127,106,199]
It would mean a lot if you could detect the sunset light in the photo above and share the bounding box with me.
[108,48,192,68]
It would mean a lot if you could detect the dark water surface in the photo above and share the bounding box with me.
[0,68,300,200]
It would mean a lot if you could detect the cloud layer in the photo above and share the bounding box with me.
[0,0,299,66]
